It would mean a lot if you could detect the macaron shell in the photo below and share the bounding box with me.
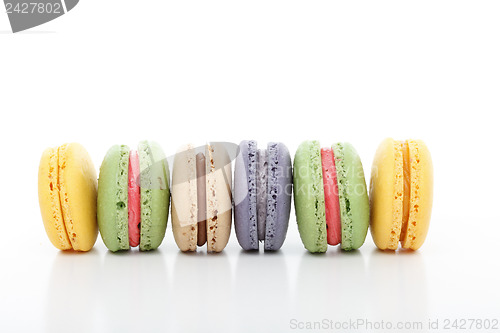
[97,145,130,252]
[400,140,433,250]
[58,143,98,251]
[234,140,258,250]
[293,141,327,253]
[264,142,292,251]
[171,144,198,252]
[369,138,404,250]
[333,142,369,250]
[138,141,170,251]
[206,143,232,252]
[38,147,72,250]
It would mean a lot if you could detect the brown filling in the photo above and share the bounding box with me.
[196,152,207,246]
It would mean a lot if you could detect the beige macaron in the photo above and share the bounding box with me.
[171,143,232,252]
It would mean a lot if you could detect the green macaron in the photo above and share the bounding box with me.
[97,140,170,252]
[293,140,369,253]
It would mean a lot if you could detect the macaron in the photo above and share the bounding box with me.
[369,138,433,250]
[293,140,369,253]
[234,140,292,251]
[171,143,232,252]
[97,141,170,252]
[38,143,98,251]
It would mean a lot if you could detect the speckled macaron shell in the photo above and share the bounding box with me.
[97,145,130,252]
[264,142,292,250]
[293,141,328,253]
[171,144,198,252]
[234,141,258,250]
[39,146,72,250]
[138,141,170,251]
[206,142,232,252]
[332,142,369,251]
[57,143,98,252]
[369,138,402,250]
[400,140,433,250]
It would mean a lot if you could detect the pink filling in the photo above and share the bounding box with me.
[128,150,141,247]
[321,148,341,246]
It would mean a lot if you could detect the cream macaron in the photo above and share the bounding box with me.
[171,143,232,252]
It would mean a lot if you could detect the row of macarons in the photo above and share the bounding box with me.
[38,139,433,253]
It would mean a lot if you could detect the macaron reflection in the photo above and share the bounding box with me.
[45,250,100,332]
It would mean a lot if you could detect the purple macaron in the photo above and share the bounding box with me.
[234,140,292,251]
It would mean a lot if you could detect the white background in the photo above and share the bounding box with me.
[1,1,500,332]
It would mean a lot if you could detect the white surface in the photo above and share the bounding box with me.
[1,1,500,332]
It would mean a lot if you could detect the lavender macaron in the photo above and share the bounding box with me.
[234,140,292,251]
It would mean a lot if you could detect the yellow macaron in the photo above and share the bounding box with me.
[38,143,98,251]
[369,138,433,250]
